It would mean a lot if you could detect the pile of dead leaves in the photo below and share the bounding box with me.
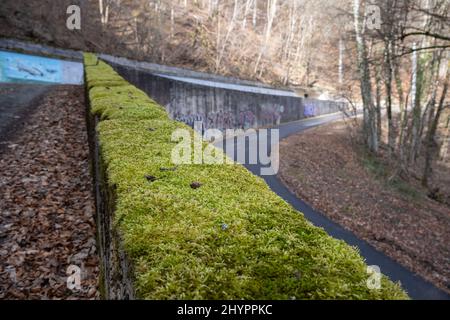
[0,85,99,299]
[279,121,450,295]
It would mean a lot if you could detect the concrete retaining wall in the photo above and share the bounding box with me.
[85,93,135,299]
[111,63,345,131]
[99,53,275,89]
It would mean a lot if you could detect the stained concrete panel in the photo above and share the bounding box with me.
[0,51,83,85]
[112,63,345,131]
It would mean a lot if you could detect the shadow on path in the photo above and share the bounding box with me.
[0,84,50,146]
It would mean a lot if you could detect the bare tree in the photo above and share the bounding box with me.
[99,0,111,25]
[353,0,378,153]
[216,0,239,72]
[254,0,278,76]
[422,54,449,186]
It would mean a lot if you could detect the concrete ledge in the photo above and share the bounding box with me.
[99,53,283,90]
[0,38,83,61]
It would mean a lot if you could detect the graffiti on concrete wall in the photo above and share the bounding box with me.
[304,102,316,117]
[303,99,344,117]
[237,110,256,129]
[206,110,257,130]
[173,113,205,128]
[260,104,284,126]
[205,111,235,130]
[172,104,285,131]
[173,110,255,130]
[114,66,345,131]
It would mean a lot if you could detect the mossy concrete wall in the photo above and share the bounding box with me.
[84,78,135,299]
[94,124,135,299]
[83,54,408,300]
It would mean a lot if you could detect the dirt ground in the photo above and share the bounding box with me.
[278,121,450,295]
[0,85,99,299]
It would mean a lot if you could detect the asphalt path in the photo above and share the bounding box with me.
[0,84,50,147]
[215,112,450,300]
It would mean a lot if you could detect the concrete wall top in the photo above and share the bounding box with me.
[0,50,83,85]
[0,38,83,62]
[154,73,299,97]
[99,53,286,91]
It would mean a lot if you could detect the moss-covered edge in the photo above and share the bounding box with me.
[83,53,408,300]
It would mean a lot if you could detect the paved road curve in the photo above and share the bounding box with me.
[216,112,450,300]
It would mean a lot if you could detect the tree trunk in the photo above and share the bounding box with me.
[384,38,395,155]
[439,116,450,162]
[253,0,257,28]
[409,43,424,164]
[254,0,277,76]
[99,0,110,25]
[422,64,449,187]
[338,37,344,86]
[353,0,378,153]
[242,0,253,29]
[216,0,239,72]
[376,65,382,141]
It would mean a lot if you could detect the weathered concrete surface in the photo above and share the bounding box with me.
[0,38,83,61]
[0,51,83,84]
[85,95,135,300]
[112,63,345,131]
[99,53,276,89]
[0,84,50,145]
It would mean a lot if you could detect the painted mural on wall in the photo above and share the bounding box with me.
[0,51,83,84]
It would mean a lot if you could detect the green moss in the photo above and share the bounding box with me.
[84,52,99,66]
[84,57,128,89]
[83,53,409,300]
[89,85,168,121]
